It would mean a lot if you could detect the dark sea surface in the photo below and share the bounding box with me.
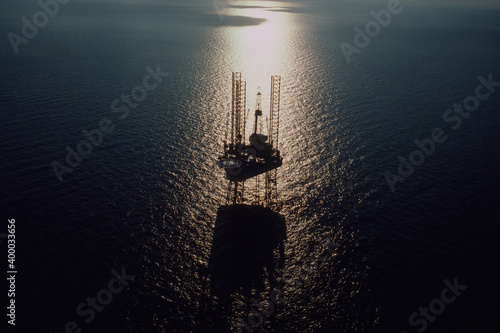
[1,1,500,332]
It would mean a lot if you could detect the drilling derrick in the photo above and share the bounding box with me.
[254,90,262,134]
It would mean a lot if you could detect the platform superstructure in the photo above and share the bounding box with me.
[217,73,282,182]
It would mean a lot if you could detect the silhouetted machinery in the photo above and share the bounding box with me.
[217,73,282,182]
[208,73,286,302]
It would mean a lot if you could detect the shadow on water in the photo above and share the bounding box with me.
[197,172,286,332]
[209,204,286,296]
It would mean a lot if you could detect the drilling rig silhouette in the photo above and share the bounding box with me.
[206,73,286,307]
[217,73,282,182]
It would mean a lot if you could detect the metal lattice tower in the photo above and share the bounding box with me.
[231,72,246,146]
[231,73,239,146]
[269,75,281,150]
[238,80,246,144]
[265,168,279,209]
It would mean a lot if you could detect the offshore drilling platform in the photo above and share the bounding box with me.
[208,74,286,308]
[217,72,282,182]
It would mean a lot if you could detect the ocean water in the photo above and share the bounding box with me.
[1,1,500,332]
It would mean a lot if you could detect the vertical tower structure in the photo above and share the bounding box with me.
[231,72,246,147]
[269,75,281,150]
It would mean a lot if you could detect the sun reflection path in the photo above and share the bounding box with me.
[210,0,315,208]
[226,1,295,105]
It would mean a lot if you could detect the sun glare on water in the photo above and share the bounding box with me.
[224,1,297,90]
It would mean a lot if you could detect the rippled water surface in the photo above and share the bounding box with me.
[1,1,500,332]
